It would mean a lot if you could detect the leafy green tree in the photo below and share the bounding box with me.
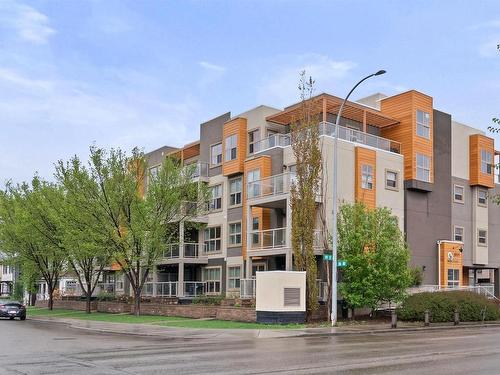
[0,179,67,310]
[337,202,411,318]
[66,146,207,316]
[290,72,322,318]
[55,156,113,313]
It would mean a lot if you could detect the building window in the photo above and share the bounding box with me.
[248,129,260,154]
[251,217,259,246]
[247,169,261,198]
[228,266,241,289]
[454,226,464,242]
[203,267,221,294]
[204,226,221,253]
[361,165,374,190]
[416,153,431,182]
[210,143,222,166]
[478,229,488,246]
[228,222,242,246]
[454,185,464,203]
[225,134,238,161]
[229,177,242,206]
[209,184,222,211]
[481,149,493,174]
[416,110,430,139]
[478,189,488,206]
[385,170,398,190]
[447,269,460,288]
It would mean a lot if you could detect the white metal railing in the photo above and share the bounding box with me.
[184,243,200,258]
[249,227,286,250]
[247,172,295,200]
[253,122,401,155]
[164,244,180,259]
[184,281,205,297]
[408,284,498,300]
[240,278,256,299]
[143,282,178,297]
[97,282,116,294]
[192,162,209,178]
[317,279,328,302]
[252,133,291,154]
[36,293,50,301]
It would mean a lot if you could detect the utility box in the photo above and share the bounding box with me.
[255,271,306,324]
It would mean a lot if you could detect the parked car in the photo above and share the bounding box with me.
[0,300,26,320]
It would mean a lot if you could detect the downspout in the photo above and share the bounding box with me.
[437,240,442,289]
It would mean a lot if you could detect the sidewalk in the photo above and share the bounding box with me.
[28,315,500,340]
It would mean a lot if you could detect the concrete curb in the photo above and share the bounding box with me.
[27,316,500,340]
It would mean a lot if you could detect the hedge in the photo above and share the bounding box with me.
[397,291,500,322]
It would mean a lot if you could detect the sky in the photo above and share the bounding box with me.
[1,0,499,185]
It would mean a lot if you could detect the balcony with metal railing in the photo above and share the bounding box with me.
[252,122,401,155]
[161,243,208,264]
[248,227,323,253]
[183,161,209,180]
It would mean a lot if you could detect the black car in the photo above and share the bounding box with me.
[0,300,26,320]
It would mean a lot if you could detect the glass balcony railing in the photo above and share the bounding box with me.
[249,228,323,250]
[163,243,201,259]
[252,122,401,155]
[247,172,296,200]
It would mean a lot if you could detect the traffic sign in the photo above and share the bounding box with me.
[337,260,348,267]
[323,253,333,261]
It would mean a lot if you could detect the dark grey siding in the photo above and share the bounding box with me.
[199,112,231,177]
[405,110,452,284]
[207,258,226,292]
[488,185,500,268]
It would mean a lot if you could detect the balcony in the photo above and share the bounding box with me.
[183,161,209,180]
[143,281,178,297]
[161,243,208,264]
[253,122,401,155]
[248,228,324,254]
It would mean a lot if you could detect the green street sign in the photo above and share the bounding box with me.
[337,260,348,267]
[323,254,333,261]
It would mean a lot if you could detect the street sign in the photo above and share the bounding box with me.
[323,254,333,261]
[337,260,348,267]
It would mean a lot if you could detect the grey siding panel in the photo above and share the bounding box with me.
[488,185,500,267]
[227,206,243,222]
[199,112,231,168]
[406,110,452,284]
[227,247,242,257]
[452,176,474,266]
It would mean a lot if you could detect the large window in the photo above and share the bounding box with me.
[251,216,260,246]
[454,185,464,203]
[229,177,242,206]
[204,227,221,253]
[203,267,221,294]
[247,169,261,198]
[454,226,464,242]
[225,134,238,161]
[228,266,241,289]
[210,143,222,166]
[248,129,260,154]
[478,189,488,206]
[228,222,242,246]
[447,269,460,288]
[478,229,488,246]
[416,110,430,139]
[481,149,493,174]
[416,153,431,182]
[361,165,373,190]
[209,184,222,211]
[385,170,398,190]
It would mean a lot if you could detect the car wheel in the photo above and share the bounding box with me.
[9,317,14,320]
[20,315,26,321]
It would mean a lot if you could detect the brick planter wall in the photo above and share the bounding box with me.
[97,301,132,314]
[216,307,256,322]
[35,299,97,311]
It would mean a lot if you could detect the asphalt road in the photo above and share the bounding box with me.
[2,318,500,374]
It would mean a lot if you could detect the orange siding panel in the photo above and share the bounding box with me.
[439,242,463,287]
[469,134,495,188]
[222,117,247,176]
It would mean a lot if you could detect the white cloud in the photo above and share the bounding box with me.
[257,54,357,107]
[0,0,55,44]
[199,61,226,73]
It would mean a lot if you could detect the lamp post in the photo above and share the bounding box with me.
[331,70,386,326]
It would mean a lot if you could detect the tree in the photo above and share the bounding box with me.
[0,179,67,310]
[290,72,322,318]
[55,156,113,313]
[337,202,412,318]
[69,146,207,316]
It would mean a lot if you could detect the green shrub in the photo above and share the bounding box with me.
[192,295,225,305]
[397,291,500,322]
[410,267,423,287]
[96,291,116,301]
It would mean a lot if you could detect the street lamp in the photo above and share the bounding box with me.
[331,70,386,326]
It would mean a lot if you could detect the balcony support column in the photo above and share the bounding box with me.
[246,203,253,278]
[178,262,185,297]
[286,250,293,271]
[179,221,185,258]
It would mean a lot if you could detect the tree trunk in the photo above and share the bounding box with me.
[48,286,54,310]
[86,293,92,314]
[134,288,141,316]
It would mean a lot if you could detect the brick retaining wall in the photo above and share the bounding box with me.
[35,300,256,322]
